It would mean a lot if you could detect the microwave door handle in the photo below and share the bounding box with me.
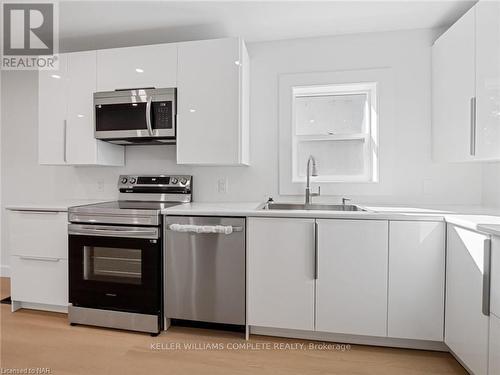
[146,96,153,136]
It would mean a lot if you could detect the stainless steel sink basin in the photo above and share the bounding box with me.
[262,202,367,212]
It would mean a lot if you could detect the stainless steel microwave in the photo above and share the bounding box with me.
[94,87,176,145]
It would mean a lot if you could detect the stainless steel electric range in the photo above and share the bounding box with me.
[67,174,192,335]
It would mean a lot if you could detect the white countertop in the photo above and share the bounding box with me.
[6,199,500,237]
[4,199,113,212]
[163,202,500,236]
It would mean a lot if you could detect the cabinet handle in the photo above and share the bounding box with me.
[63,119,67,163]
[146,96,153,136]
[314,221,318,280]
[470,97,476,156]
[19,255,61,262]
[482,238,491,316]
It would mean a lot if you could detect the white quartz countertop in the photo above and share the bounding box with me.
[4,199,113,212]
[162,202,500,236]
[7,199,500,237]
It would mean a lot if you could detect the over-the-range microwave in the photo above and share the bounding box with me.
[94,87,176,145]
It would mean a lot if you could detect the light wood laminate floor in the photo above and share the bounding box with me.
[0,277,466,375]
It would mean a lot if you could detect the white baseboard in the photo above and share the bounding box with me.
[249,326,448,352]
[0,264,10,278]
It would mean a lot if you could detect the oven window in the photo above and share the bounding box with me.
[83,246,142,285]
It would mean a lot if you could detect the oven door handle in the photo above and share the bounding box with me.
[68,224,159,239]
[146,96,153,136]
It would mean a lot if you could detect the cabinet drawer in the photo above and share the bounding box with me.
[7,210,68,259]
[10,255,68,307]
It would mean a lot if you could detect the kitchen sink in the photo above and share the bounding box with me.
[262,202,368,212]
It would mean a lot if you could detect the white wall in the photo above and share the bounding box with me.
[1,29,485,269]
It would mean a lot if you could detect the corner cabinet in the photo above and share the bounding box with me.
[38,51,124,166]
[176,38,250,165]
[432,0,500,162]
[446,225,490,375]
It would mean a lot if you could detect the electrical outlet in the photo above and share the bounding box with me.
[97,180,105,193]
[217,178,228,194]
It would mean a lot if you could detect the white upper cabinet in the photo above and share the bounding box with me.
[96,43,178,91]
[247,217,315,331]
[446,225,490,375]
[388,221,445,341]
[475,0,500,160]
[176,38,250,165]
[38,51,124,166]
[38,54,68,165]
[316,219,388,337]
[432,6,475,162]
[432,1,500,162]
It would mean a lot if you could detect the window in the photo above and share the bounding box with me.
[291,82,378,183]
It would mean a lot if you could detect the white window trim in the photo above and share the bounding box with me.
[278,68,395,196]
[291,82,378,183]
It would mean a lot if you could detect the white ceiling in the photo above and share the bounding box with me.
[59,1,476,51]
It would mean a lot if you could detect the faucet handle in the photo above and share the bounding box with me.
[342,197,351,205]
[311,186,321,197]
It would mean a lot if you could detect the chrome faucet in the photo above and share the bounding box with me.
[305,155,320,205]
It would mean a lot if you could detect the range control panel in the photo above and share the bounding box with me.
[118,175,192,189]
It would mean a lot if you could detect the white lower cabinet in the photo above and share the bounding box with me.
[248,217,449,344]
[316,219,388,337]
[10,256,68,307]
[446,225,490,375]
[247,217,315,330]
[388,221,445,341]
[7,210,69,311]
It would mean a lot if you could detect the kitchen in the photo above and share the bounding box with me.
[0,1,499,374]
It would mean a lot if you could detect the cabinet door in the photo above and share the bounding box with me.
[316,219,388,337]
[11,256,68,307]
[388,221,445,341]
[177,38,245,165]
[96,43,177,91]
[490,314,500,375]
[432,6,475,162]
[66,51,98,165]
[475,0,500,160]
[446,225,489,375]
[247,217,315,330]
[38,54,68,165]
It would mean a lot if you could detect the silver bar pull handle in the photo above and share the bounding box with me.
[146,96,153,136]
[470,97,477,156]
[314,221,318,280]
[19,255,61,262]
[168,224,243,234]
[482,238,492,316]
[63,119,67,163]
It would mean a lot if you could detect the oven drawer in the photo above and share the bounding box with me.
[11,255,68,307]
[7,210,68,259]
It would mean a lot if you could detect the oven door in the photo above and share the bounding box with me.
[94,88,176,140]
[68,224,161,315]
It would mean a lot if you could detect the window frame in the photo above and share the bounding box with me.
[291,82,378,183]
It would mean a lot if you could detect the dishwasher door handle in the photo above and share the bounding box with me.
[167,224,243,234]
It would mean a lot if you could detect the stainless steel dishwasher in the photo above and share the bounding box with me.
[164,216,246,326]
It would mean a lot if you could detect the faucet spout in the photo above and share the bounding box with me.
[305,155,320,205]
